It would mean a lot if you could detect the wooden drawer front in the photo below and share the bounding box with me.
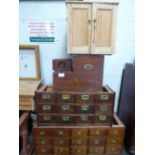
[76,115,94,124]
[108,128,125,137]
[71,138,87,145]
[57,104,75,114]
[71,146,87,155]
[34,138,52,146]
[76,94,93,104]
[36,93,55,103]
[53,138,70,146]
[89,128,107,137]
[88,146,105,154]
[33,128,52,137]
[54,147,69,155]
[72,55,104,75]
[76,104,94,114]
[95,115,112,125]
[37,104,55,113]
[107,137,124,145]
[94,93,114,103]
[95,104,113,115]
[106,145,122,154]
[57,115,74,124]
[53,129,70,137]
[71,128,88,138]
[37,115,56,124]
[89,137,106,146]
[35,147,54,154]
[57,94,75,103]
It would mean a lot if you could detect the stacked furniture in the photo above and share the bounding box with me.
[33,0,125,155]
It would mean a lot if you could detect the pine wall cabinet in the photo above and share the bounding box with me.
[66,1,119,55]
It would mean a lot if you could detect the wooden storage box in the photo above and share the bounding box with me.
[33,113,125,155]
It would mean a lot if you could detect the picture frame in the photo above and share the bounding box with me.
[19,45,41,80]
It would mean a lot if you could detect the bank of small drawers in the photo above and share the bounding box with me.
[33,125,125,155]
[35,85,115,126]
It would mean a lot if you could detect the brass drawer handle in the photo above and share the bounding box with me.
[95,130,100,135]
[113,130,118,134]
[43,115,51,121]
[99,115,107,121]
[112,139,117,143]
[77,149,81,153]
[59,140,64,144]
[62,94,70,100]
[77,131,82,135]
[84,64,93,70]
[40,131,45,136]
[77,139,82,144]
[42,94,51,99]
[111,147,116,152]
[58,131,64,135]
[99,105,108,111]
[95,140,100,144]
[81,105,89,111]
[42,105,51,111]
[81,94,90,100]
[80,115,88,121]
[62,116,70,122]
[100,95,109,100]
[40,140,45,144]
[62,105,70,111]
[41,149,46,153]
[57,148,64,152]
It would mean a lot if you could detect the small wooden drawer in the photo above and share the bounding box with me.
[33,128,52,137]
[57,115,74,124]
[76,94,93,104]
[54,147,69,155]
[34,138,52,146]
[71,138,87,145]
[37,115,56,125]
[36,92,55,104]
[53,138,70,146]
[53,128,70,137]
[35,147,54,154]
[88,146,105,154]
[94,86,115,103]
[37,104,56,113]
[89,137,106,146]
[76,115,94,124]
[71,146,87,155]
[95,104,113,115]
[108,128,125,137]
[71,128,88,138]
[94,115,112,125]
[57,93,75,103]
[106,145,122,154]
[76,104,94,114]
[89,128,107,137]
[57,104,75,114]
[107,137,124,145]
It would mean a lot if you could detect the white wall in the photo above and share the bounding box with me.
[19,0,134,112]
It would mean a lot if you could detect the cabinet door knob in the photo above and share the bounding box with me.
[88,19,91,24]
[94,19,96,23]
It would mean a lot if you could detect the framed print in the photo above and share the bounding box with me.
[19,45,41,80]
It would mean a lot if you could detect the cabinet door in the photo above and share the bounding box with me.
[92,4,117,54]
[67,4,92,54]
